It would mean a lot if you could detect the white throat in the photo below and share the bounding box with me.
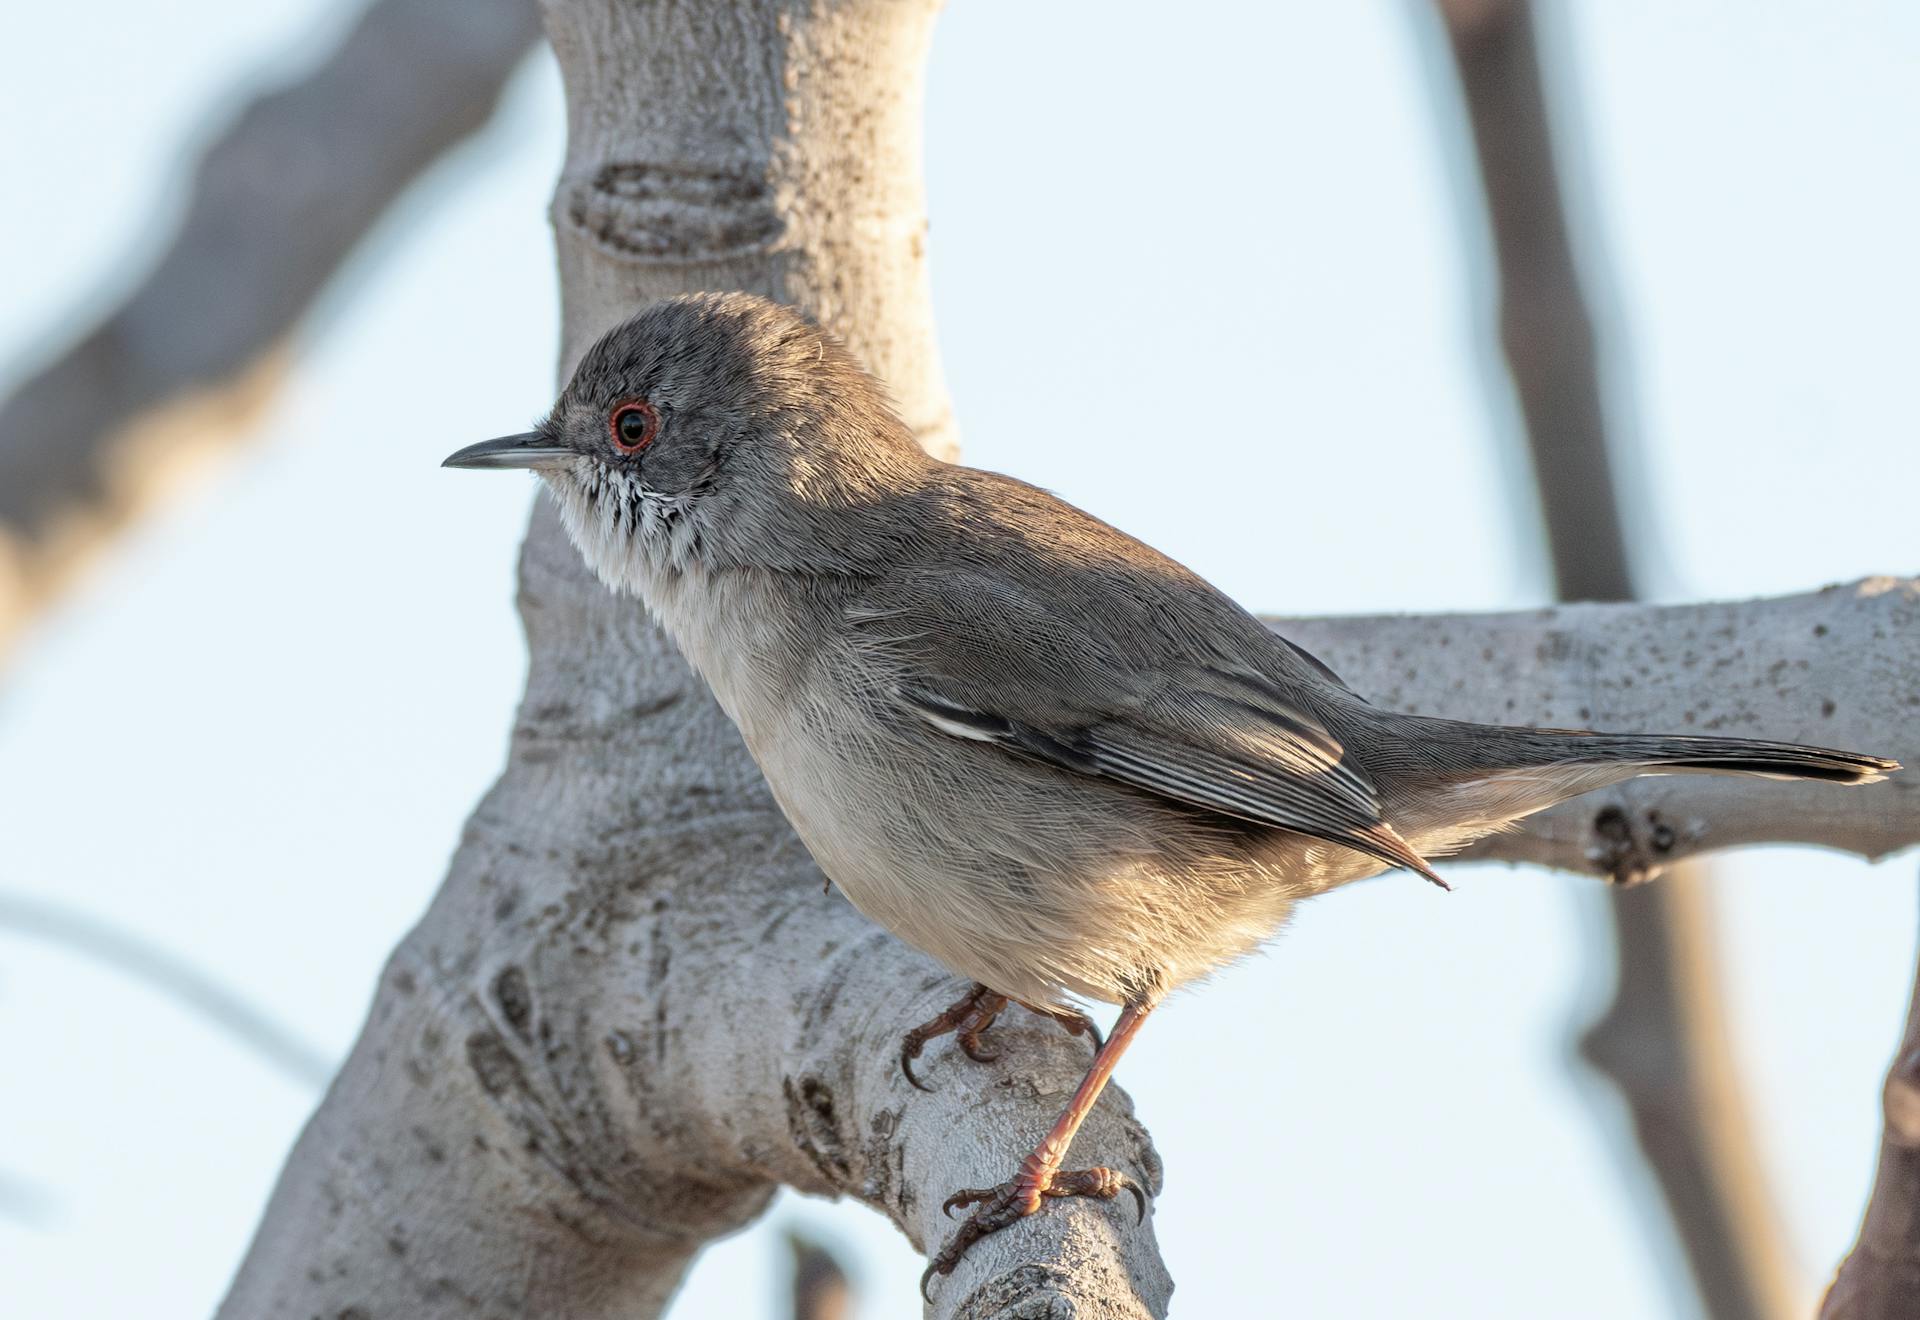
[546,460,704,601]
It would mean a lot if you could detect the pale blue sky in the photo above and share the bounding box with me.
[1,3,1915,1316]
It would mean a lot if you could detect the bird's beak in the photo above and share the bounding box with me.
[441,432,574,471]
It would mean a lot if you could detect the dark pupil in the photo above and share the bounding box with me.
[618,409,647,445]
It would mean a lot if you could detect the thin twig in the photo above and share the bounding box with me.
[0,891,331,1088]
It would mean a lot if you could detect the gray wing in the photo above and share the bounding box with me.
[847,569,1443,886]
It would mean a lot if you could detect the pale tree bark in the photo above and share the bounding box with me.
[1824,901,1920,1316]
[1425,1,1796,1313]
[0,0,539,663]
[214,7,1920,1319]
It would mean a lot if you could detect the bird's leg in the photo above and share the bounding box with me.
[900,984,1009,1090]
[921,1001,1155,1297]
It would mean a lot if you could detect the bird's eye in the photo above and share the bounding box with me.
[609,400,659,455]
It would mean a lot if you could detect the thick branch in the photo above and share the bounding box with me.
[1274,578,1919,876]
[0,0,539,660]
[1822,892,1920,1316]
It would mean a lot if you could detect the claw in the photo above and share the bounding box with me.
[897,984,1006,1091]
[941,1185,994,1218]
[923,1167,1147,1294]
[1022,1002,1105,1054]
[900,1040,933,1093]
[957,1030,1001,1064]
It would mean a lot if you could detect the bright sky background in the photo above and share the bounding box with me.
[2,2,1916,1316]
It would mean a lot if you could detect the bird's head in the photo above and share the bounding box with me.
[445,292,924,596]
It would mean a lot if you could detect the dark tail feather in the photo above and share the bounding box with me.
[1547,732,1898,785]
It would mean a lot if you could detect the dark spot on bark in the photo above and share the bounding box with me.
[403,1125,445,1165]
[1822,699,1837,718]
[1814,623,1829,637]
[1649,816,1676,853]
[492,967,533,1041]
[466,1031,523,1098]
[494,888,521,923]
[628,691,685,720]
[1593,805,1632,854]
[391,969,417,996]
[386,1233,407,1257]
[783,1075,851,1183]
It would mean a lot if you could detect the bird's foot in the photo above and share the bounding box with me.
[900,985,1103,1090]
[1020,1001,1105,1052]
[920,1165,1146,1298]
[900,984,1008,1091]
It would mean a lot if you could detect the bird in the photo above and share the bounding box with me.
[444,291,1899,1290]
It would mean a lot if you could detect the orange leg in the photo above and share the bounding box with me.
[921,1000,1155,1297]
[900,984,1103,1091]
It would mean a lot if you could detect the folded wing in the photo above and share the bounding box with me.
[850,568,1445,887]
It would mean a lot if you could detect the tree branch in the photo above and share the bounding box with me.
[1274,579,1919,876]
[0,0,540,661]
[1822,888,1920,1316]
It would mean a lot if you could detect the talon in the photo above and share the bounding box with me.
[957,1029,1001,1064]
[941,1186,993,1218]
[1017,1000,1105,1053]
[896,984,1007,1090]
[900,1037,933,1093]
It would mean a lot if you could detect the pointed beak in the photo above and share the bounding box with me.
[441,432,574,471]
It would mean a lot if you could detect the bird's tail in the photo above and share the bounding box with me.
[1368,709,1901,788]
[1504,730,1898,784]
[1366,716,1897,864]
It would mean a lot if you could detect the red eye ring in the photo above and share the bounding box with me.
[608,399,659,455]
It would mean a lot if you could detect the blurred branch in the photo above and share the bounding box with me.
[0,891,330,1087]
[1822,886,1920,1317]
[1425,1,1796,1315]
[0,1167,58,1230]
[0,0,540,663]
[787,1231,854,1320]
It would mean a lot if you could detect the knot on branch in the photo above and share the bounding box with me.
[562,160,784,264]
[1586,802,1696,885]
